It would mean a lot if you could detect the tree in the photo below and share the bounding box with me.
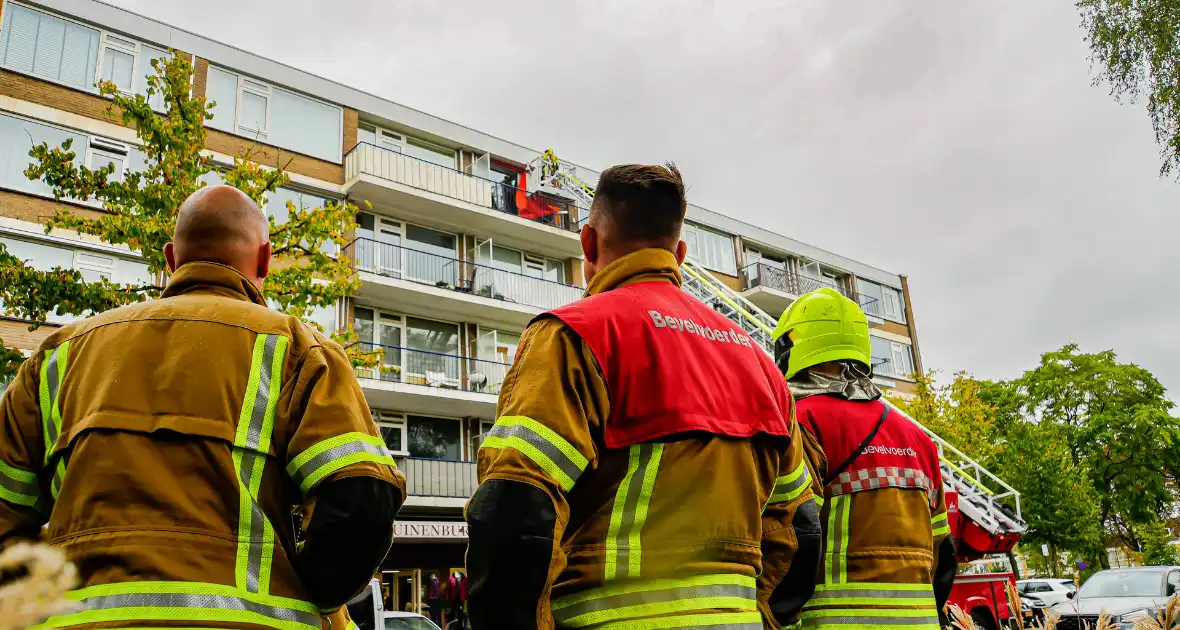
[1140,517,1180,566]
[1013,344,1180,566]
[0,52,376,378]
[888,370,1004,466]
[1076,0,1180,178]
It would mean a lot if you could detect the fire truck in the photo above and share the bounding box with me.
[531,149,1031,629]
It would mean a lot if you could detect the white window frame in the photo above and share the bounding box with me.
[881,286,905,323]
[85,136,130,182]
[373,410,409,457]
[359,122,405,153]
[96,32,138,95]
[237,78,271,137]
[889,341,915,380]
[72,249,116,282]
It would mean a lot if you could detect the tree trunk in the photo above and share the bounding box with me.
[1007,549,1023,580]
[1050,541,1061,577]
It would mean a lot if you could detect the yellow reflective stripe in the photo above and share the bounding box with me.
[806,582,936,608]
[592,611,762,630]
[765,460,812,509]
[603,443,662,581]
[38,341,70,504]
[554,574,756,609]
[801,606,940,629]
[930,511,949,537]
[233,334,288,595]
[286,433,395,494]
[813,582,935,593]
[31,580,319,630]
[824,495,851,584]
[0,458,39,507]
[481,415,588,492]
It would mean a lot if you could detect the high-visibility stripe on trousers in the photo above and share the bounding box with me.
[29,580,321,630]
[801,582,939,629]
[551,574,761,629]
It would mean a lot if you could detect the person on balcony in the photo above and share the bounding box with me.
[466,163,821,629]
[770,288,957,628]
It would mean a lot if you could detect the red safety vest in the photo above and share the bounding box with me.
[795,396,942,506]
[547,281,790,449]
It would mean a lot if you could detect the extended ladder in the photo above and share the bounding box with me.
[529,149,596,211]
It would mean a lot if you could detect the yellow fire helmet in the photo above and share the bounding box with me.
[771,287,872,379]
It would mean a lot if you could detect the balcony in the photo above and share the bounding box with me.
[344,238,584,329]
[397,457,478,500]
[740,262,882,326]
[344,143,583,257]
[354,342,509,418]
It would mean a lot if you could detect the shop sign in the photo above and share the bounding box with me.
[395,520,468,541]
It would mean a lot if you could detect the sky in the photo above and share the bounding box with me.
[107,0,1180,394]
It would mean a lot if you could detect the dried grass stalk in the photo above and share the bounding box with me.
[949,604,978,630]
[1007,580,1026,630]
[1039,611,1060,630]
[0,542,78,630]
[1130,593,1180,629]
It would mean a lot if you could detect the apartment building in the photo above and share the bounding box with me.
[0,0,924,613]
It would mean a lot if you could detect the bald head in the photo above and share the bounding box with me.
[165,185,272,288]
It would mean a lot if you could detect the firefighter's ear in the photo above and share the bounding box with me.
[164,242,177,273]
[257,241,272,282]
[674,239,687,265]
[580,223,599,265]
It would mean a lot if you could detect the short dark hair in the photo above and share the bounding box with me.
[591,162,687,246]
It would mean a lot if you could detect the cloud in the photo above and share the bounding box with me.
[110,0,1180,393]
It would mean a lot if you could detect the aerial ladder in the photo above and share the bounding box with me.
[529,149,1027,558]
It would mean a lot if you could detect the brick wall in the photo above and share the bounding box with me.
[0,190,103,224]
[0,319,57,351]
[205,129,344,184]
[0,71,124,127]
[900,275,923,375]
[193,57,209,101]
[343,108,358,153]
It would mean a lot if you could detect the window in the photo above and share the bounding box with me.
[358,122,404,152]
[0,4,168,109]
[870,335,915,380]
[682,222,737,276]
[0,113,88,198]
[0,3,99,92]
[0,235,149,322]
[404,137,456,170]
[87,138,130,182]
[373,411,408,456]
[263,187,339,256]
[206,66,343,163]
[857,278,905,323]
[477,328,521,364]
[407,415,461,460]
[881,286,905,323]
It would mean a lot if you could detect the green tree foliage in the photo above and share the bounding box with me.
[1076,0,1180,178]
[0,52,377,378]
[1140,518,1180,566]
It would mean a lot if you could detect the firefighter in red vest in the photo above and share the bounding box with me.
[770,288,957,628]
[466,163,822,630]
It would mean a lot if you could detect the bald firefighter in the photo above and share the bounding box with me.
[466,163,822,630]
[770,288,957,628]
[0,186,405,628]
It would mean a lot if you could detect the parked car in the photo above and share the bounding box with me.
[1050,566,1180,630]
[1017,578,1076,619]
[383,611,442,630]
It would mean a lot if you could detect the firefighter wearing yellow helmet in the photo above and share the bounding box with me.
[771,288,958,629]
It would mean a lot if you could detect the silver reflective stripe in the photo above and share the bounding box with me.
[289,439,389,488]
[245,334,279,452]
[239,451,268,593]
[770,465,811,503]
[487,422,584,485]
[80,591,320,626]
[813,587,933,600]
[552,583,755,625]
[0,469,38,498]
[803,614,940,627]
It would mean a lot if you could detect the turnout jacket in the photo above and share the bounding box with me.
[467,249,822,630]
[0,262,405,629]
[793,393,957,629]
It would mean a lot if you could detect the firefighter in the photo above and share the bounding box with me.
[466,163,822,630]
[770,288,957,628]
[0,185,406,628]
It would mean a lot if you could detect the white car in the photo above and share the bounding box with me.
[382,611,442,630]
[1018,578,1077,609]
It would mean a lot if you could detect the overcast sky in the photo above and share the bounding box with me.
[108,0,1180,394]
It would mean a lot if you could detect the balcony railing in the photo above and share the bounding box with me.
[396,457,477,499]
[345,142,583,233]
[344,238,584,311]
[491,182,583,233]
[743,262,878,312]
[354,342,510,395]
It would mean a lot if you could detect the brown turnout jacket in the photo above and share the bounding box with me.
[0,262,404,630]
